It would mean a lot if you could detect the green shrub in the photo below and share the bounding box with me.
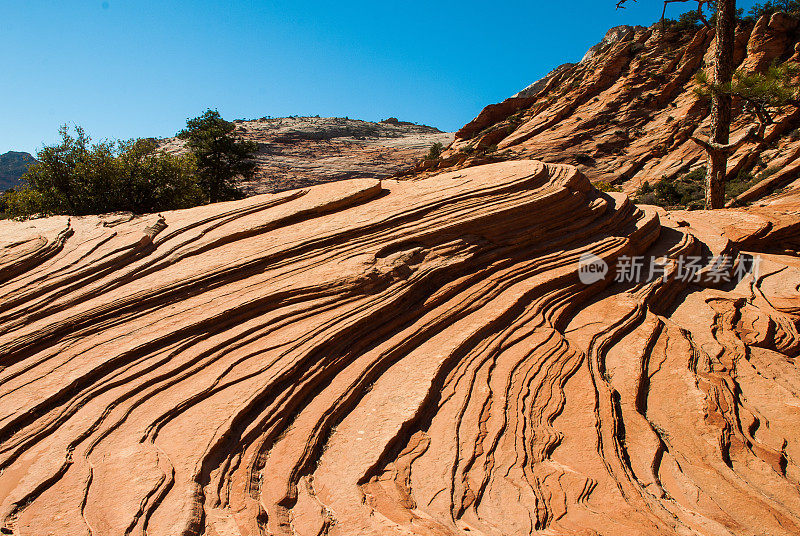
[632,165,773,208]
[745,0,800,22]
[596,181,622,192]
[459,144,476,155]
[2,125,202,218]
[633,168,705,209]
[722,166,782,200]
[426,142,444,160]
[758,165,780,179]
[1,188,51,218]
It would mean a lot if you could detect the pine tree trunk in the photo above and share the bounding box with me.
[705,0,736,209]
[706,148,727,209]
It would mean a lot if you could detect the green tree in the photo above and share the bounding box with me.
[691,62,798,207]
[28,125,92,214]
[698,0,737,209]
[746,0,800,20]
[2,125,202,218]
[621,1,799,208]
[177,109,259,203]
[618,0,737,208]
[711,63,798,132]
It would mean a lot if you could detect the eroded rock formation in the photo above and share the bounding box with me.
[160,116,453,195]
[413,13,800,203]
[0,161,799,535]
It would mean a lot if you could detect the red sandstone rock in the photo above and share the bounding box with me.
[1,160,799,535]
[413,15,800,203]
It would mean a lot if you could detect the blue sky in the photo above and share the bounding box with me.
[2,0,760,154]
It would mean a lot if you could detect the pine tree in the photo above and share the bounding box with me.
[617,0,794,209]
[178,110,259,203]
[617,0,737,208]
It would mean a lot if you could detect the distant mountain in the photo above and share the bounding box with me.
[0,151,36,191]
[160,116,453,194]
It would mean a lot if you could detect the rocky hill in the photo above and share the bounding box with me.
[160,116,453,194]
[412,14,800,207]
[0,151,35,191]
[1,160,800,535]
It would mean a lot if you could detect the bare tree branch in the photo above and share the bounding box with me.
[690,134,714,152]
[724,125,759,151]
[691,125,759,156]
[661,0,711,27]
[729,92,775,137]
[752,107,772,138]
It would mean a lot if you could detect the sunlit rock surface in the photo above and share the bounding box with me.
[417,13,800,205]
[1,161,799,535]
[160,116,453,195]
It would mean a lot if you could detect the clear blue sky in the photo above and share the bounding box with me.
[2,0,760,154]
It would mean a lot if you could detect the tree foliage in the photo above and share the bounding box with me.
[2,125,202,218]
[695,62,799,132]
[664,8,706,31]
[746,0,800,20]
[177,109,258,203]
[426,142,444,160]
[728,63,799,123]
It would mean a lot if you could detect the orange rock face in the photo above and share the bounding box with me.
[1,161,799,535]
[416,14,800,201]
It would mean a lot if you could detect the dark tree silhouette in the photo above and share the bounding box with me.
[178,110,259,203]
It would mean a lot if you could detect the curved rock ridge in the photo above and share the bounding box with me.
[0,160,799,536]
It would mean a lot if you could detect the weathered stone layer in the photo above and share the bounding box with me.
[0,160,799,535]
[415,14,800,203]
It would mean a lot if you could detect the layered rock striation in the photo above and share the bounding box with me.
[160,116,453,195]
[1,160,799,535]
[413,14,800,203]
